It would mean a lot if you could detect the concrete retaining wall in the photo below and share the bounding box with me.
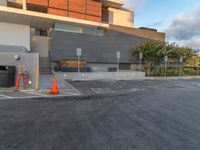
[61,71,145,81]
[0,53,39,88]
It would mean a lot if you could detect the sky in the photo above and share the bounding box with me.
[122,0,200,50]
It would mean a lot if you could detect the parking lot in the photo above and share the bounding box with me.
[1,78,200,99]
[1,78,200,150]
[68,78,200,95]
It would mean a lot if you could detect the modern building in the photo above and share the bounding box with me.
[0,0,165,73]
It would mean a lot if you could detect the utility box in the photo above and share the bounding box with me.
[0,66,16,87]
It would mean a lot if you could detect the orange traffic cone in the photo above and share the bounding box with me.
[49,75,59,95]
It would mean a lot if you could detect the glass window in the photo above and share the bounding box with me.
[84,26,105,36]
[54,23,82,33]
[30,28,48,36]
[96,28,105,36]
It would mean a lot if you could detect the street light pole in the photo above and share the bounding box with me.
[139,53,143,72]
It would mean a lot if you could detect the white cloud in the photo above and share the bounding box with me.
[177,38,200,50]
[166,3,200,49]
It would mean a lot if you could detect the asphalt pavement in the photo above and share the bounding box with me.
[0,79,200,150]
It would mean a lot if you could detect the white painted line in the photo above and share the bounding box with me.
[14,96,46,99]
[38,90,49,92]
[2,93,80,99]
[21,89,36,92]
[23,90,79,97]
[110,81,126,89]
[65,82,82,95]
[0,90,16,92]
[129,88,144,92]
[62,92,80,96]
[0,94,13,99]
[22,91,49,97]
[91,88,115,94]
[62,89,76,91]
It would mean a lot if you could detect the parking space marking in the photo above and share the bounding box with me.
[91,88,115,94]
[23,89,81,97]
[63,92,80,96]
[65,81,82,95]
[129,88,144,92]
[22,91,49,97]
[110,81,126,89]
[0,94,13,99]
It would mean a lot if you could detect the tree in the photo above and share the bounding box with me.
[133,40,172,75]
[169,44,196,63]
[185,55,200,67]
[132,40,197,76]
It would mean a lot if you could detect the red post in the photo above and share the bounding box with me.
[22,71,29,90]
[15,64,22,91]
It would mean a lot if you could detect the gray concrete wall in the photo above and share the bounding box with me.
[0,45,29,53]
[87,63,118,72]
[0,22,30,51]
[87,63,131,71]
[50,29,145,64]
[60,71,145,81]
[31,35,50,73]
[31,35,49,57]
[0,0,7,6]
[0,53,39,88]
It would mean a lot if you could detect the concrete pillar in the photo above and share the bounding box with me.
[0,0,7,6]
[22,0,26,10]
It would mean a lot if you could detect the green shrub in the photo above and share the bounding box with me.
[146,67,199,77]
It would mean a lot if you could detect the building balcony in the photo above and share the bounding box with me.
[5,0,110,23]
[99,0,124,8]
[0,3,109,29]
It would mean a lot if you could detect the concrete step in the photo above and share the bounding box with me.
[40,69,51,74]
[39,57,51,74]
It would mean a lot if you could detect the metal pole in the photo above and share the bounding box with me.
[117,58,120,72]
[164,62,167,77]
[139,53,143,72]
[195,59,199,76]
[76,48,82,73]
[116,52,120,72]
[179,57,183,77]
[164,56,168,77]
[35,64,39,91]
[78,56,80,73]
